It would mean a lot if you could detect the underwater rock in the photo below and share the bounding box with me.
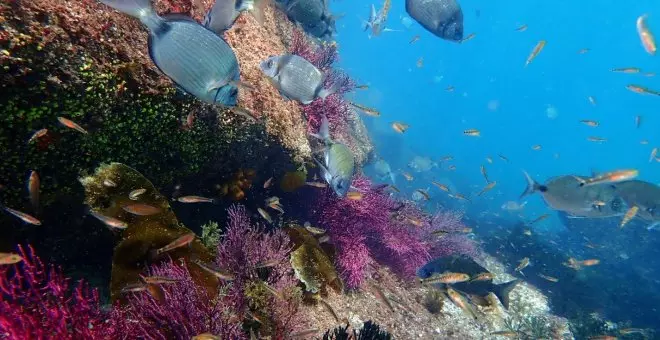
[79,162,215,302]
[285,225,342,294]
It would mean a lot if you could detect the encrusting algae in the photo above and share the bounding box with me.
[79,162,215,302]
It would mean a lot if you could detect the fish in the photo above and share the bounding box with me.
[257,207,273,223]
[626,84,660,96]
[141,275,179,284]
[305,181,328,188]
[520,171,625,218]
[445,85,455,92]
[176,195,217,204]
[374,158,396,184]
[620,206,639,228]
[587,336,618,340]
[88,209,128,230]
[265,196,284,213]
[451,193,470,202]
[531,144,542,151]
[416,57,424,68]
[463,129,480,137]
[576,169,638,187]
[256,258,281,268]
[619,328,649,336]
[203,0,266,34]
[120,283,149,294]
[262,281,284,300]
[317,235,330,243]
[152,233,196,257]
[446,286,477,319]
[525,40,546,67]
[263,177,274,189]
[418,255,520,309]
[432,181,450,193]
[391,122,410,133]
[461,32,475,43]
[650,147,658,162]
[498,153,509,162]
[501,201,527,211]
[514,24,527,32]
[129,188,147,200]
[192,259,235,280]
[485,156,493,164]
[311,116,356,197]
[122,203,161,216]
[103,179,117,187]
[386,184,400,192]
[101,0,246,108]
[528,213,549,225]
[304,223,326,235]
[612,67,641,73]
[588,96,597,105]
[480,165,490,183]
[637,14,656,55]
[440,155,454,162]
[538,273,559,282]
[587,136,607,143]
[0,253,23,265]
[578,48,590,54]
[421,272,470,284]
[410,35,420,44]
[477,181,496,196]
[28,129,48,144]
[260,54,339,104]
[192,333,221,340]
[348,101,380,117]
[0,204,42,225]
[580,119,599,127]
[470,272,494,282]
[346,191,363,200]
[57,117,88,134]
[635,115,642,128]
[405,0,463,42]
[408,156,438,172]
[355,84,370,90]
[362,0,393,38]
[515,257,530,272]
[27,171,40,213]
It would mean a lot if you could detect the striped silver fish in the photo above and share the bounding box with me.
[312,116,355,197]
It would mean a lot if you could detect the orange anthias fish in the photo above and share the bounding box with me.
[477,181,497,196]
[391,122,409,133]
[525,40,546,67]
[0,253,23,265]
[422,272,470,284]
[627,84,660,96]
[176,196,216,204]
[28,128,48,144]
[480,165,490,183]
[577,169,638,187]
[57,117,88,134]
[620,206,639,228]
[88,210,128,230]
[122,203,162,216]
[637,14,657,55]
[346,191,363,200]
[153,232,196,257]
[650,147,658,162]
[431,181,450,193]
[588,96,597,105]
[28,170,40,213]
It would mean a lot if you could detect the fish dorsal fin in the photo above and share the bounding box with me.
[275,54,295,75]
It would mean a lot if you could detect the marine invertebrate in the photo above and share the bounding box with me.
[0,245,109,339]
[312,174,477,289]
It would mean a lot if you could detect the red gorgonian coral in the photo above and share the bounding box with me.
[312,174,478,289]
[0,245,109,339]
[112,204,306,339]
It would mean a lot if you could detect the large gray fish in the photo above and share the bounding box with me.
[312,116,355,197]
[374,158,396,184]
[259,54,339,104]
[405,0,464,42]
[280,0,326,27]
[408,155,438,173]
[100,0,243,107]
[614,180,660,229]
[203,0,267,34]
[418,255,520,309]
[520,171,625,218]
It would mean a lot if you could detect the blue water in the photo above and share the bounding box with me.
[331,0,660,333]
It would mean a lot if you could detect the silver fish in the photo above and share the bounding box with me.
[520,171,624,218]
[374,158,396,184]
[615,180,660,229]
[203,0,266,34]
[100,0,242,107]
[405,0,464,42]
[281,0,325,27]
[259,54,339,104]
[312,116,355,197]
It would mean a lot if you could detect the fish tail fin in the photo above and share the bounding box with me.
[101,0,164,33]
[520,170,541,199]
[493,279,520,309]
[318,80,342,101]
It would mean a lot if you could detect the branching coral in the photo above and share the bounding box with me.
[312,174,478,289]
[0,245,109,339]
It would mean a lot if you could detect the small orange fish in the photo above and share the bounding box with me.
[580,119,599,127]
[391,122,409,133]
[401,172,414,181]
[577,169,638,187]
[580,259,600,266]
[451,193,470,202]
[448,165,457,171]
[386,184,400,192]
[627,84,660,96]
[122,203,161,216]
[192,333,221,340]
[532,144,542,151]
[305,181,327,188]
[637,14,656,55]
[480,165,490,183]
[88,210,128,230]
[641,139,649,145]
[346,191,363,200]
[538,273,559,282]
[464,129,480,137]
[416,57,424,68]
[470,272,494,282]
[153,232,196,256]
[1,205,41,225]
[414,189,430,201]
[440,155,454,162]
[409,35,420,44]
[57,117,88,134]
[355,84,369,90]
[612,67,641,73]
[263,177,273,189]
[485,156,493,164]
[422,272,470,284]
[644,72,656,77]
[177,196,216,204]
[477,181,497,196]
[529,213,549,225]
[28,170,40,213]
[349,102,381,117]
[141,276,179,285]
[515,257,530,272]
[28,128,48,144]
[525,40,546,67]
[498,153,509,162]
[431,181,450,192]
[620,206,639,228]
[514,24,528,32]
[0,253,23,265]
[129,188,147,200]
[192,259,234,281]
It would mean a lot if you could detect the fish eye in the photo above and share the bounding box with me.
[267,59,274,68]
[230,88,238,97]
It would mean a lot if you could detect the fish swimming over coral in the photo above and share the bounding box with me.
[99,0,244,107]
[203,0,266,34]
[275,0,337,39]
[259,54,340,104]
[373,158,396,184]
[405,0,464,42]
[311,116,355,197]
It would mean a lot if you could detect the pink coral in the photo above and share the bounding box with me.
[312,175,478,289]
[0,245,109,339]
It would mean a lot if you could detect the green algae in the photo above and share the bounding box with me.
[79,162,215,302]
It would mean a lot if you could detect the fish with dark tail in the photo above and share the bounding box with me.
[99,0,246,107]
[405,0,464,42]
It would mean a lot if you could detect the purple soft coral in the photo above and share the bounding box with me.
[113,205,306,339]
[0,245,109,339]
[313,175,478,289]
